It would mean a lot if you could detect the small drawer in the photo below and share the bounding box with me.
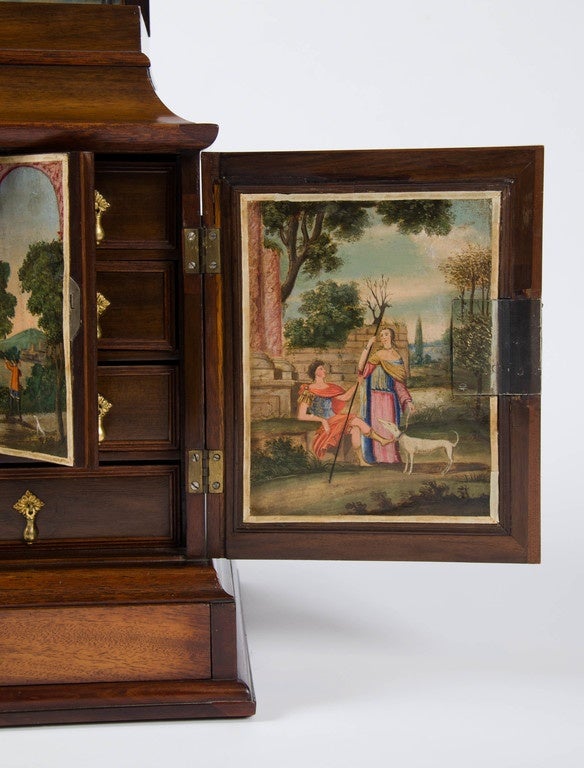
[97,365,178,453]
[94,160,177,254]
[0,465,179,548]
[97,262,176,353]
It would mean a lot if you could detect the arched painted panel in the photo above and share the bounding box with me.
[0,154,74,466]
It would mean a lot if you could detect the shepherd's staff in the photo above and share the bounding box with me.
[328,309,387,483]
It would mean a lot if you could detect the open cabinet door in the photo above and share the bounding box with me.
[202,147,542,563]
[0,152,92,468]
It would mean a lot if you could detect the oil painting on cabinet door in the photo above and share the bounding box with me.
[0,153,75,465]
[241,191,500,524]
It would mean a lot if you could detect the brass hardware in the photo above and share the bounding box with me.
[13,491,45,544]
[204,229,221,274]
[188,449,224,494]
[97,393,112,443]
[188,450,204,493]
[183,228,221,274]
[96,292,110,339]
[208,450,224,494]
[95,190,110,245]
[183,228,200,274]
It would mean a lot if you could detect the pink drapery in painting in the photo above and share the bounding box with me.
[247,201,283,357]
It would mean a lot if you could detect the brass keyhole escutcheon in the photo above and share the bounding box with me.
[98,393,113,443]
[95,190,110,245]
[96,291,110,339]
[13,491,45,545]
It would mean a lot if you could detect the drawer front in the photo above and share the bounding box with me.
[0,465,179,547]
[0,604,210,685]
[97,365,178,452]
[97,262,176,353]
[94,160,177,253]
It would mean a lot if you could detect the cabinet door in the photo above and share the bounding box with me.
[202,147,542,563]
[0,152,92,467]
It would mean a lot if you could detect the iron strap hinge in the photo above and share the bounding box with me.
[183,228,221,275]
[188,450,224,494]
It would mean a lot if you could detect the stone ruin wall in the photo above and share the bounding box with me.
[250,323,410,420]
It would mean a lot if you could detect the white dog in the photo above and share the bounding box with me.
[378,419,459,475]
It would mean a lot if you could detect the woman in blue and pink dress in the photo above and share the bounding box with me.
[358,327,414,464]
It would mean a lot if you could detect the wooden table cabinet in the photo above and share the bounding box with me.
[0,1,541,726]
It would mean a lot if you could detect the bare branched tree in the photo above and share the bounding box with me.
[364,275,392,324]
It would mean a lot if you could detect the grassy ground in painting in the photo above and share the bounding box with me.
[0,413,65,457]
[250,384,493,519]
[250,464,491,518]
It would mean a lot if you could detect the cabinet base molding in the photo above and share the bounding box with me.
[0,561,255,727]
[0,679,255,727]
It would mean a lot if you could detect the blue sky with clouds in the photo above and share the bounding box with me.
[0,166,60,335]
[283,197,494,343]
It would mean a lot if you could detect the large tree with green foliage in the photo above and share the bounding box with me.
[263,200,454,303]
[284,280,364,349]
[0,261,17,339]
[22,362,58,414]
[18,239,66,440]
[376,199,454,235]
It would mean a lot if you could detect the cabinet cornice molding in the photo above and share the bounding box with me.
[0,3,217,152]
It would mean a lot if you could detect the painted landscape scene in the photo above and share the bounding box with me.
[0,155,73,465]
[242,192,500,523]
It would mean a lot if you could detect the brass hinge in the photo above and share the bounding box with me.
[188,449,224,494]
[183,228,221,274]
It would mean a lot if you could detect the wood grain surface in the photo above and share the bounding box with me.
[0,604,211,685]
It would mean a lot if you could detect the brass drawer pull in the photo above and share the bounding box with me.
[13,491,45,544]
[98,393,112,443]
[97,393,112,443]
[96,291,110,339]
[95,190,110,245]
